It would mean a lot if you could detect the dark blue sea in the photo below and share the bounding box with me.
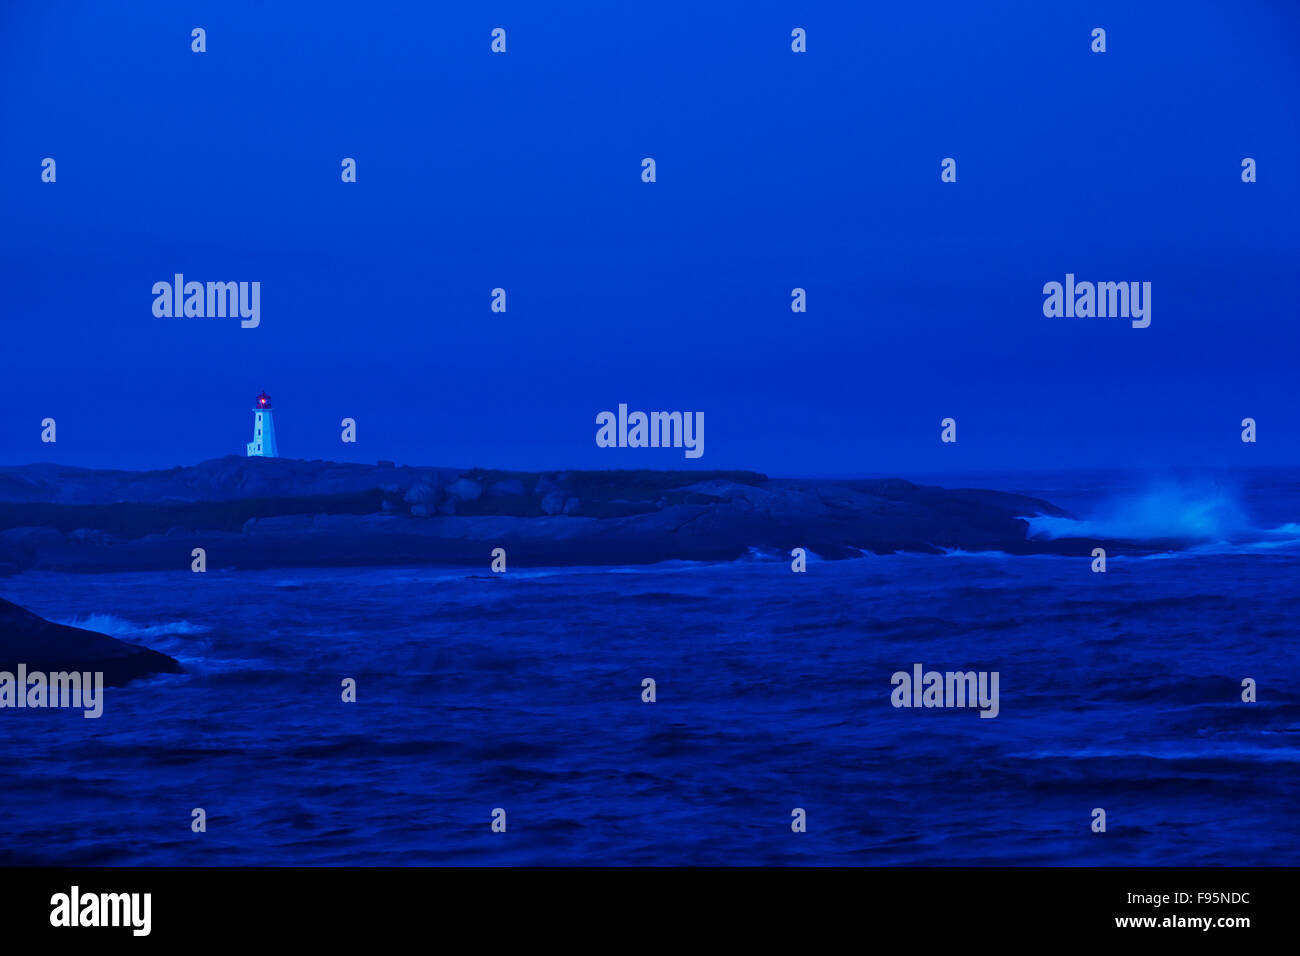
[3,469,1298,865]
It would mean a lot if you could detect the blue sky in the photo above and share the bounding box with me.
[2,1,1297,475]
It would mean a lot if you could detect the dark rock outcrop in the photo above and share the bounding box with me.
[0,458,1104,573]
[0,598,183,685]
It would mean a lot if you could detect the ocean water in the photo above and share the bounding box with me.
[2,470,1298,865]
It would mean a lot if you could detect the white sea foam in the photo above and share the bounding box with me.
[55,614,211,640]
[1021,480,1298,552]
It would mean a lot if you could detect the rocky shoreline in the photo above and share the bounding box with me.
[0,597,182,685]
[0,456,1124,575]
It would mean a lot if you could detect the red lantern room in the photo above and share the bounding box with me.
[247,390,279,457]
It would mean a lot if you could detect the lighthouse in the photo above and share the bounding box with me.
[247,391,279,457]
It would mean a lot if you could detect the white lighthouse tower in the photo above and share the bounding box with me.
[247,391,279,457]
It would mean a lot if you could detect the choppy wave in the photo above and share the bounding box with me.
[9,523,1300,865]
[1022,480,1300,551]
[741,546,823,563]
[55,613,211,640]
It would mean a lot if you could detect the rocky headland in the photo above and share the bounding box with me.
[0,457,1123,575]
[0,597,183,684]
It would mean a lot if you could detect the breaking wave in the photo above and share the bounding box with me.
[1022,480,1300,551]
[54,613,211,640]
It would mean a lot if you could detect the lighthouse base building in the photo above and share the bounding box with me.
[247,391,279,457]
